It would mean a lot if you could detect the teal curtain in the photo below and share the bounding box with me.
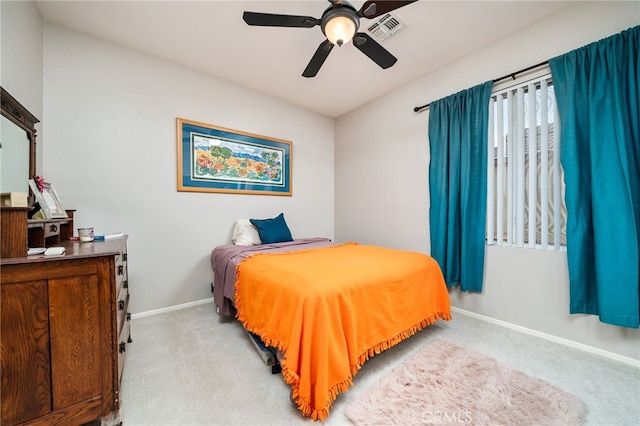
[549,26,639,328]
[428,81,493,291]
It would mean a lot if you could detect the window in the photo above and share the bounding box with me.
[486,74,566,249]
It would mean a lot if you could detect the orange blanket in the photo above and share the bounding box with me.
[235,243,451,420]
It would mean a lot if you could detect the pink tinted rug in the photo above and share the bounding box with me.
[346,339,587,426]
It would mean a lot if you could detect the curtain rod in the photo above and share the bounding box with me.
[412,60,549,113]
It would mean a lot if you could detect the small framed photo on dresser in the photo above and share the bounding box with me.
[29,179,68,219]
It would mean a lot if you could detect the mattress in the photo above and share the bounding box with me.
[212,239,451,420]
[211,237,336,316]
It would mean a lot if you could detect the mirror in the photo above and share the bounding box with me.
[1,115,30,192]
[0,87,39,196]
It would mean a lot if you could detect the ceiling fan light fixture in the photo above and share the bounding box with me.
[322,8,359,47]
[242,0,416,77]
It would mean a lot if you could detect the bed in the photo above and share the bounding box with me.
[211,217,451,421]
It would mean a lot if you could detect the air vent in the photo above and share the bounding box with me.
[364,12,406,42]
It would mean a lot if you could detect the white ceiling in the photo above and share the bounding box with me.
[36,0,577,117]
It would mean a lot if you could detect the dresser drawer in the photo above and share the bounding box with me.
[44,222,61,238]
[116,316,130,404]
[117,292,130,339]
[115,252,126,293]
[118,312,130,365]
[116,272,128,311]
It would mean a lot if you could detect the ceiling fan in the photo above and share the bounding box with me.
[242,0,417,78]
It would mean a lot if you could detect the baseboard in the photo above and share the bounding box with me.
[451,307,640,368]
[132,298,214,319]
[132,299,637,368]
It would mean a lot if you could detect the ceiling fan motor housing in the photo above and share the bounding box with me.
[321,2,360,46]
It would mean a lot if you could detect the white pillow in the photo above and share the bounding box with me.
[232,219,262,246]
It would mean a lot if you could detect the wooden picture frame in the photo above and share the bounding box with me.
[176,118,292,196]
[28,179,68,218]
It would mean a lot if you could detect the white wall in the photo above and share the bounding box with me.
[335,1,640,361]
[0,0,43,175]
[42,23,335,314]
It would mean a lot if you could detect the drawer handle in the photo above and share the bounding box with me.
[126,312,131,321]
[123,280,128,289]
[123,253,128,261]
[118,300,125,311]
[119,342,126,354]
[50,224,58,232]
[118,265,124,275]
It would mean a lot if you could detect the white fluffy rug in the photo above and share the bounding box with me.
[346,339,587,426]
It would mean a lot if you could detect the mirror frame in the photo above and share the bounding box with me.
[1,87,39,180]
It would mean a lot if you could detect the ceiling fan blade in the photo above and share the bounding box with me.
[353,33,397,69]
[302,40,334,78]
[357,0,418,19]
[243,12,320,28]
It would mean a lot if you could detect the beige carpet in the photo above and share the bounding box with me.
[346,339,587,426]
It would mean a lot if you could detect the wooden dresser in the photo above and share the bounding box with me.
[0,237,131,426]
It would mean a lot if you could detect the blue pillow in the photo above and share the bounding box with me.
[249,213,293,244]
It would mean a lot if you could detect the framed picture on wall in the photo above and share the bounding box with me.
[176,118,292,196]
[28,179,68,218]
